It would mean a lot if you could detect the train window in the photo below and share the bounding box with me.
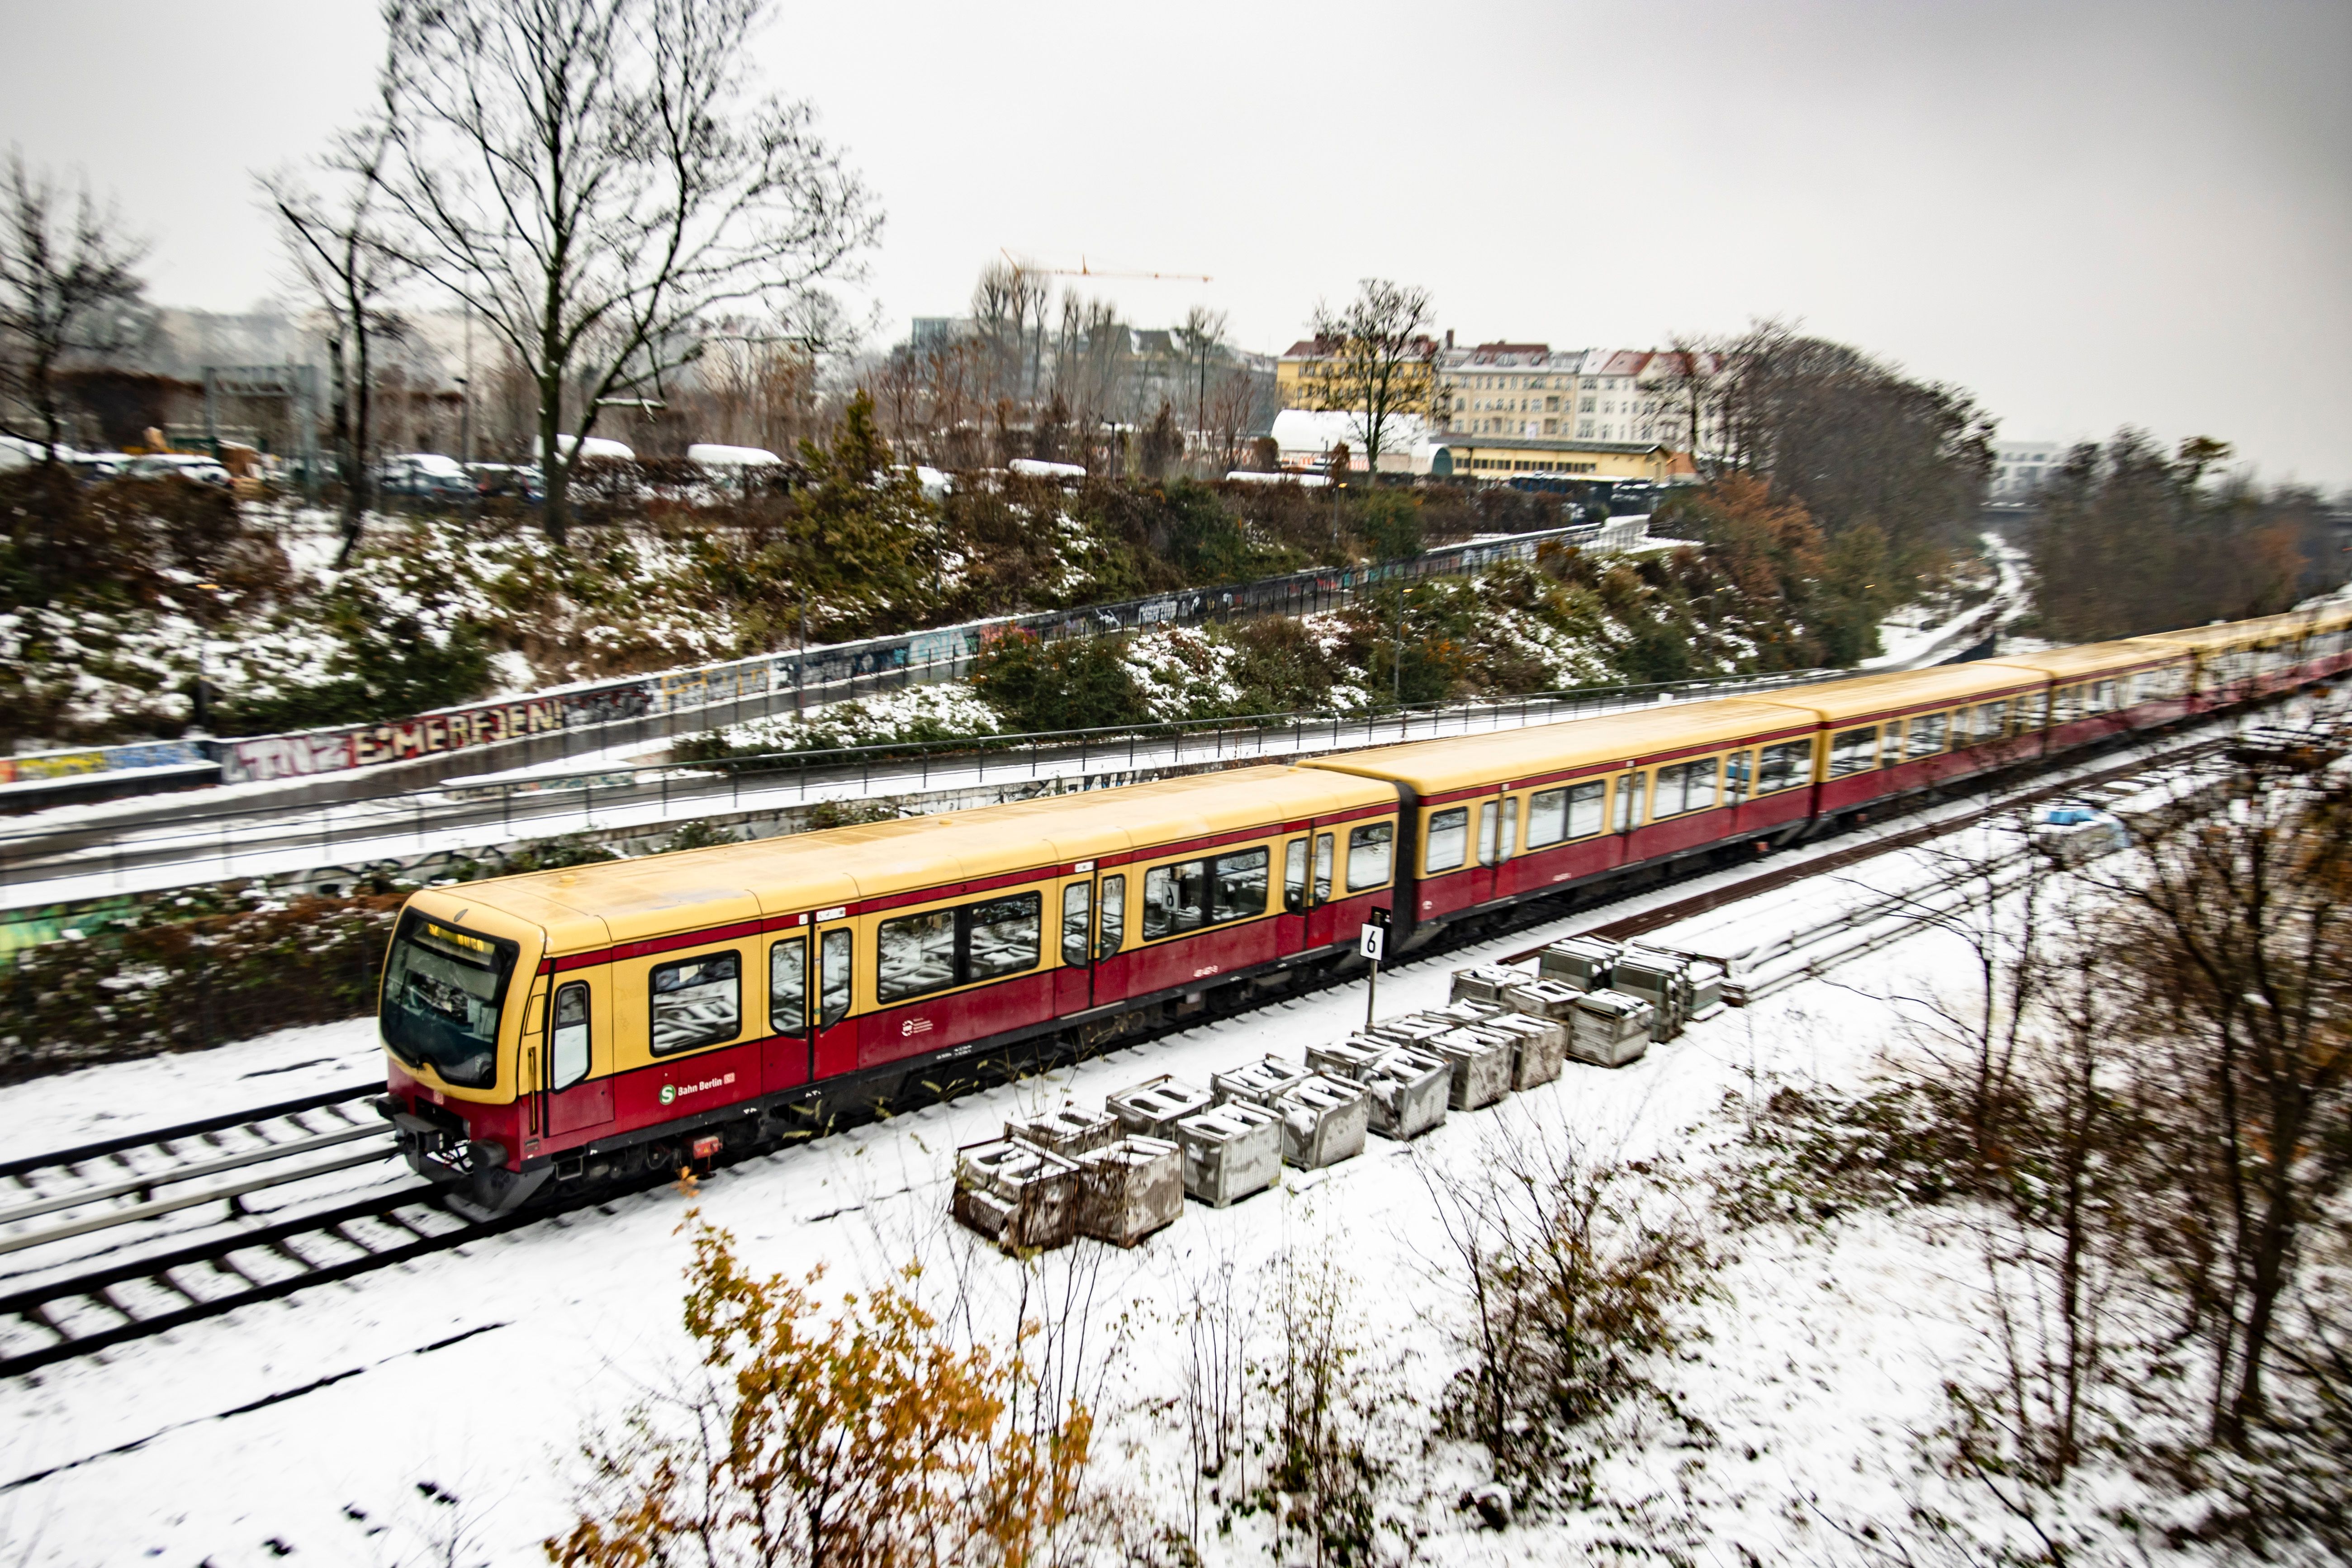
[1212,850,1270,922]
[1283,839,1309,912]
[1346,823,1394,891]
[1061,883,1091,967]
[878,909,958,1004]
[2087,682,2116,714]
[1566,780,1607,837]
[769,936,807,1037]
[1651,761,1691,818]
[649,951,741,1055]
[1653,758,1720,819]
[1880,720,1905,763]
[1907,713,1948,758]
[1097,875,1126,959]
[1829,727,1878,777]
[550,981,590,1090]
[1425,807,1470,872]
[1143,863,1197,939]
[2053,683,2082,725]
[967,893,1042,981]
[1313,834,1334,904]
[1755,740,1813,794]
[2014,691,2047,730]
[1527,787,1567,847]
[1724,751,1752,805]
[379,913,517,1090]
[819,931,852,1028]
[1613,772,1646,832]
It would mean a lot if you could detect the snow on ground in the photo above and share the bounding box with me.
[0,871,2047,1568]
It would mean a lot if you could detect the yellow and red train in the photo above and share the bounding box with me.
[377,604,2352,1212]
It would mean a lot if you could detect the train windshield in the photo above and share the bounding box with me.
[380,911,517,1089]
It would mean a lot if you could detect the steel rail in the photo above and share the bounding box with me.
[0,1144,398,1257]
[0,1124,393,1229]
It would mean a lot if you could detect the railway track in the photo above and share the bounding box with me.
[0,708,2310,1383]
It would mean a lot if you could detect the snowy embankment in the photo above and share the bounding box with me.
[0,857,2118,1566]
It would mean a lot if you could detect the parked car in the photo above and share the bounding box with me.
[377,452,475,500]
[123,453,232,487]
[468,462,543,502]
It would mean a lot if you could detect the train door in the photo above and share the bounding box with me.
[1613,769,1648,861]
[1088,871,1132,1006]
[1054,875,1095,1014]
[810,920,857,1080]
[762,930,813,1094]
[1474,794,1515,904]
[543,975,615,1136]
[1275,834,1312,957]
[1303,829,1339,948]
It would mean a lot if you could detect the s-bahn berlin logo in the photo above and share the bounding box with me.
[660,1072,736,1106]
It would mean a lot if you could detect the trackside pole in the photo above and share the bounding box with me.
[1360,910,1391,1030]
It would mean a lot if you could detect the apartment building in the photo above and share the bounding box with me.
[1275,336,1442,417]
[1990,438,2071,500]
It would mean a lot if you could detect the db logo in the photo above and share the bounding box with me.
[901,1017,933,1037]
[1192,963,1221,979]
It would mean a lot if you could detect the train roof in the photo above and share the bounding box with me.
[1300,698,1810,795]
[1976,640,2183,680]
[2130,601,2352,651]
[1755,662,2046,725]
[421,764,1395,949]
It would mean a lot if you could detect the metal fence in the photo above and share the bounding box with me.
[4,658,1843,910]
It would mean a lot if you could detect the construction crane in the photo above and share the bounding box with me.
[1000,247,1211,283]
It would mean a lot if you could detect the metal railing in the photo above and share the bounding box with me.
[3,663,1845,908]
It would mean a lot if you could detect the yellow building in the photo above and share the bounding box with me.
[1276,337,1442,418]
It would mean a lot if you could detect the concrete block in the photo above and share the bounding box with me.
[1007,1103,1119,1156]
[1365,1046,1451,1140]
[1106,1074,1213,1140]
[1567,990,1653,1067]
[1450,964,1526,1004]
[1480,1009,1567,1089]
[1306,1037,1388,1082]
[1688,959,1727,1021]
[953,1137,1081,1250]
[1363,1014,1452,1048]
[1212,1056,1317,1108]
[1539,937,1619,991]
[1613,947,1692,1040]
[1075,1136,1183,1246]
[1427,998,1507,1027]
[1503,978,1584,1021]
[1429,1026,1514,1110]
[1272,1074,1370,1167]
[1176,1101,1283,1206]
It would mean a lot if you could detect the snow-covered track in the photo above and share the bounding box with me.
[0,1084,395,1260]
[0,1182,497,1379]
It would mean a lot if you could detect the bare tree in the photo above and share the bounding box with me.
[1308,279,1435,483]
[0,150,147,464]
[1206,365,1263,473]
[261,124,412,567]
[2108,737,2352,1445]
[1174,304,1228,450]
[369,0,880,543]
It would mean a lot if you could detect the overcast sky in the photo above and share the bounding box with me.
[4,0,2345,485]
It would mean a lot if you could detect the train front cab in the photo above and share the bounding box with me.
[1305,698,1826,936]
